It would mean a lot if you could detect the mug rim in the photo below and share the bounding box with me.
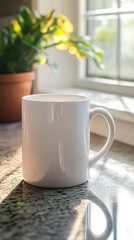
[22,93,89,103]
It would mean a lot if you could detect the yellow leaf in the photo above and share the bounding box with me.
[38,57,47,65]
[53,34,68,43]
[68,45,77,55]
[57,15,73,34]
[76,51,86,59]
[62,21,73,33]
[11,19,21,33]
[56,44,68,50]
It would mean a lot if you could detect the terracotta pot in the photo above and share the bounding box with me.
[0,71,35,122]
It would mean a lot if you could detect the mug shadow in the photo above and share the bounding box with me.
[0,181,113,240]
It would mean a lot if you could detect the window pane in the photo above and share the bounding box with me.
[87,16,117,79]
[87,0,117,10]
[120,0,134,8]
[120,14,134,81]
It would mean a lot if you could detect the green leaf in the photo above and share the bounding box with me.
[17,14,25,30]
[19,5,36,26]
[46,59,58,74]
[0,29,8,53]
[88,51,105,69]
[7,62,17,73]
[21,39,41,53]
[70,36,92,47]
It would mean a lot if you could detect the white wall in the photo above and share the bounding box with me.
[34,0,79,92]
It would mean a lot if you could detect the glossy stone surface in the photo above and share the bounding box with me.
[0,123,134,240]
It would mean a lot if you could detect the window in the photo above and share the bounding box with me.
[78,0,134,97]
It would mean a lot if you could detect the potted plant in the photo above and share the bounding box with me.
[0,5,103,122]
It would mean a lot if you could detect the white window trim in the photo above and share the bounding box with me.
[78,0,134,98]
[77,74,134,97]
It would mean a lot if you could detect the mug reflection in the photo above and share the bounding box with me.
[0,181,113,240]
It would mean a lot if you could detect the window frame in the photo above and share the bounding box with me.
[78,0,134,97]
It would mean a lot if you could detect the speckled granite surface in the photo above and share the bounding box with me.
[0,123,134,240]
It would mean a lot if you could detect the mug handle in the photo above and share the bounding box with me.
[89,108,115,167]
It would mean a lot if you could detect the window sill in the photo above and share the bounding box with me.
[37,87,134,146]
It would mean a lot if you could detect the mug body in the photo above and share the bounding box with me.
[22,94,90,188]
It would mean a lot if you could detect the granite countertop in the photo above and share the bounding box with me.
[0,123,134,240]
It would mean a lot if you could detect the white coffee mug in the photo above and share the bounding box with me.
[22,93,115,188]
